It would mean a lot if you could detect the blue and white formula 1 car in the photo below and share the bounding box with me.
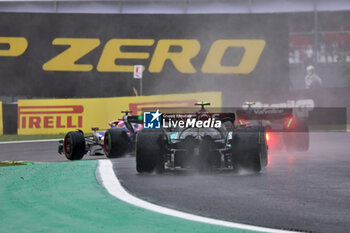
[58,111,142,160]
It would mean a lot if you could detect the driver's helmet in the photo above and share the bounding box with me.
[133,123,143,132]
[117,121,125,128]
[108,120,119,127]
[306,65,314,73]
[117,121,132,133]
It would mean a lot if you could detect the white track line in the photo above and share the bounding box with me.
[98,159,301,233]
[0,139,59,144]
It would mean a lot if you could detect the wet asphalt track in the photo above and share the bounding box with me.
[0,132,349,233]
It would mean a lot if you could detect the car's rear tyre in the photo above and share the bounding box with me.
[136,129,166,173]
[64,131,85,160]
[231,126,266,172]
[284,118,309,152]
[258,126,268,167]
[104,128,130,158]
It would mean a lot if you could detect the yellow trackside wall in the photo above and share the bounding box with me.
[0,101,3,135]
[17,92,221,135]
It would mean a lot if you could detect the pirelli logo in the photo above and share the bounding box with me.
[0,37,266,75]
[18,105,84,129]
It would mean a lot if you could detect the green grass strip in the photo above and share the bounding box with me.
[0,161,43,167]
[0,161,259,233]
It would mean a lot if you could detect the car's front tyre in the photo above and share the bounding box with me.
[63,131,86,160]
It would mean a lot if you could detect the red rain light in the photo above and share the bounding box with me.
[285,116,294,129]
[237,118,246,125]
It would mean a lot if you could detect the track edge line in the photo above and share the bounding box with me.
[0,139,59,144]
[97,159,302,233]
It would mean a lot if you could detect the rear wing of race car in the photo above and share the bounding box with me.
[124,112,235,125]
[236,108,306,132]
[126,107,293,125]
[160,112,235,124]
[236,108,293,120]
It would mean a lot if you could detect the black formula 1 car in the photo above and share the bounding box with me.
[236,102,309,151]
[133,102,268,174]
[58,111,142,160]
